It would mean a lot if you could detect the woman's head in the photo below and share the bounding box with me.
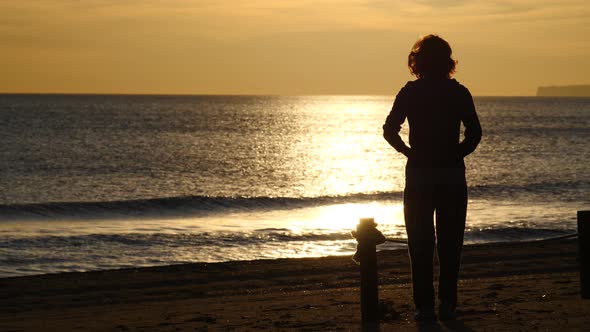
[408,34,457,79]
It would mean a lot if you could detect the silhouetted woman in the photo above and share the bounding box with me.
[383,35,482,321]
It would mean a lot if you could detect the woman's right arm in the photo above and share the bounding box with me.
[458,87,482,158]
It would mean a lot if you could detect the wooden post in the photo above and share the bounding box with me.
[359,238,379,323]
[352,217,386,325]
[579,211,590,299]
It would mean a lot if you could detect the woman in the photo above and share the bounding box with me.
[383,35,482,321]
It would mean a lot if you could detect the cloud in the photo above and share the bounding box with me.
[1,0,588,94]
[3,1,588,39]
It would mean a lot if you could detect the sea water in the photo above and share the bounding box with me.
[0,94,588,277]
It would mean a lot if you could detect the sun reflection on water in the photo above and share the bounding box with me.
[285,202,405,236]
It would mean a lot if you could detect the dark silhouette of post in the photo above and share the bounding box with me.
[579,211,590,299]
[359,236,378,323]
[351,218,386,324]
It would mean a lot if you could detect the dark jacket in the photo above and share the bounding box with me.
[383,78,482,168]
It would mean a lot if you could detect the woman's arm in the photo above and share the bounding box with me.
[383,87,411,157]
[458,87,482,158]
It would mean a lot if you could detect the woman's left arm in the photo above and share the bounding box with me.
[383,86,412,157]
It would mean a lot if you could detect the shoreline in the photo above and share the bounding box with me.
[1,238,589,330]
[1,236,578,281]
[0,231,579,279]
[0,234,578,279]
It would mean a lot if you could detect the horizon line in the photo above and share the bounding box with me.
[0,92,564,98]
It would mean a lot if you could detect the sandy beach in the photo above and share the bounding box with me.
[0,238,588,331]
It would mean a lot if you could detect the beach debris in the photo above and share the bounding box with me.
[379,300,400,321]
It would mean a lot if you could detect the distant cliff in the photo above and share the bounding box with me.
[537,85,590,97]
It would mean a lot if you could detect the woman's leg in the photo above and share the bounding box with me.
[435,172,467,309]
[404,178,436,310]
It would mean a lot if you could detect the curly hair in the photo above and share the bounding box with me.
[408,35,457,78]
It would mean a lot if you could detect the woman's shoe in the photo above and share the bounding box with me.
[414,308,437,321]
[438,302,457,320]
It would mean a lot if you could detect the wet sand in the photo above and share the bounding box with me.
[1,238,588,331]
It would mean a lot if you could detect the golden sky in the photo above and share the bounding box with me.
[1,0,589,95]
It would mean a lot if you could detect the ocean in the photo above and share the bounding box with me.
[0,94,588,277]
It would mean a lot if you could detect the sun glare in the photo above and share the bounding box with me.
[313,202,404,234]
